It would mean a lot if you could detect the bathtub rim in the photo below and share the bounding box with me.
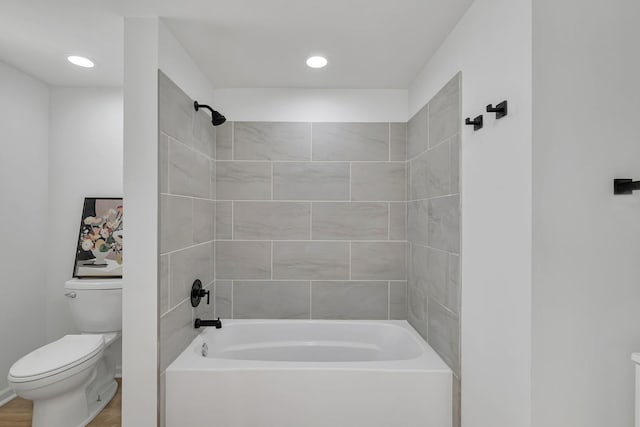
[166,319,452,374]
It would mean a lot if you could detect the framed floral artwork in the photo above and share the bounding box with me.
[72,197,123,278]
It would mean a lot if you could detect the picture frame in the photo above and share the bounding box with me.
[72,197,123,278]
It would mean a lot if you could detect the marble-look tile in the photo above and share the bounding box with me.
[160,194,192,254]
[410,142,450,200]
[215,201,232,239]
[312,122,389,161]
[159,254,169,316]
[312,202,388,240]
[273,242,349,280]
[427,299,460,375]
[428,74,460,148]
[215,121,233,160]
[193,199,215,244]
[390,281,407,320]
[158,71,193,145]
[351,242,406,280]
[209,159,216,200]
[234,122,311,160]
[192,107,216,158]
[159,299,197,371]
[428,195,460,253]
[215,241,271,279]
[234,201,311,240]
[408,104,428,159]
[169,243,214,309]
[216,161,271,200]
[234,281,310,319]
[448,254,461,314]
[351,162,406,201]
[453,375,461,427]
[409,243,429,294]
[390,123,407,161]
[407,200,428,246]
[160,372,166,427]
[389,202,406,240]
[168,139,210,198]
[159,133,169,194]
[425,247,457,313]
[215,281,233,319]
[450,134,460,194]
[273,162,349,201]
[407,281,428,339]
[311,281,388,319]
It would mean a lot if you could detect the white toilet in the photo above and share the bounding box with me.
[8,278,122,427]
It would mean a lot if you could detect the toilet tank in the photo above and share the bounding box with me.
[64,279,122,333]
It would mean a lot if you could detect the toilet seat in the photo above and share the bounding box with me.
[9,335,105,383]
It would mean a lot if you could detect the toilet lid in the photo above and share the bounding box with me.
[9,335,104,381]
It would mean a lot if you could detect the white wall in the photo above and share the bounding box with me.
[0,60,49,402]
[531,0,640,426]
[159,20,216,104]
[122,18,217,426]
[122,17,159,427]
[214,88,407,122]
[409,0,533,426]
[47,86,123,367]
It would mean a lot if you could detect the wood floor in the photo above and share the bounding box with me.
[0,378,121,427]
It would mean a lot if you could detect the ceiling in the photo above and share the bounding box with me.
[0,0,473,89]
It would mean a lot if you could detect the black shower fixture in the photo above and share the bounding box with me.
[194,101,226,126]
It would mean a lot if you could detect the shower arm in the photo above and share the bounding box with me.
[194,100,215,115]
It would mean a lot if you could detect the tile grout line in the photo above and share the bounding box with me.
[167,133,216,162]
[160,239,217,257]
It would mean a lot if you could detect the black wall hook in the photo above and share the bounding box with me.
[486,101,508,119]
[614,179,640,195]
[465,115,483,131]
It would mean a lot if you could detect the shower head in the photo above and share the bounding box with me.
[194,101,226,127]
[211,111,226,126]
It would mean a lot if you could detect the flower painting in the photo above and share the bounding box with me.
[73,197,123,278]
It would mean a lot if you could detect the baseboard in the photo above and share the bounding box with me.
[0,387,16,407]
[115,364,122,379]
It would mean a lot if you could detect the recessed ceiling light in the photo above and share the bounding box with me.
[306,56,328,69]
[67,55,94,68]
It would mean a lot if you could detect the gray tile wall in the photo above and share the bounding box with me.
[406,73,462,426]
[215,120,408,320]
[158,71,218,426]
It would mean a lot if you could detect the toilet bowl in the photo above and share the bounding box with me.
[7,278,122,427]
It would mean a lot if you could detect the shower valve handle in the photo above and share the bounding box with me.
[190,279,210,307]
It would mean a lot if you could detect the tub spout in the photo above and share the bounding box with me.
[194,317,222,329]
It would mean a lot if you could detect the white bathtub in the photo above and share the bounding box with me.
[166,320,452,427]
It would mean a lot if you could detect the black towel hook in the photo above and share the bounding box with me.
[486,101,508,119]
[614,179,640,195]
[465,115,483,131]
